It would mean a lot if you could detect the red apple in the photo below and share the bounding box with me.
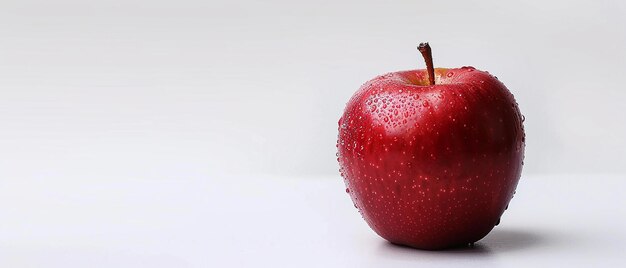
[337,43,525,250]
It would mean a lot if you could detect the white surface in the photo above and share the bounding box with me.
[0,174,623,267]
[1,0,626,177]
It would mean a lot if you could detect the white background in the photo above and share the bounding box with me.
[1,0,625,177]
[0,0,625,267]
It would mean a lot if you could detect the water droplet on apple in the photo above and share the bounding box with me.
[522,115,526,122]
[345,188,350,193]
[495,218,501,226]
[446,72,454,77]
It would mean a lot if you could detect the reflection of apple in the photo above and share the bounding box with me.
[337,43,525,249]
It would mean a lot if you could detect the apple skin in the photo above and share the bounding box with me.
[337,67,525,250]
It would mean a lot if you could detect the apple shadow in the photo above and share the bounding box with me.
[375,228,551,263]
[379,239,490,257]
[478,228,546,252]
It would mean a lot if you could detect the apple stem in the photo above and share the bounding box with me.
[418,42,435,85]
